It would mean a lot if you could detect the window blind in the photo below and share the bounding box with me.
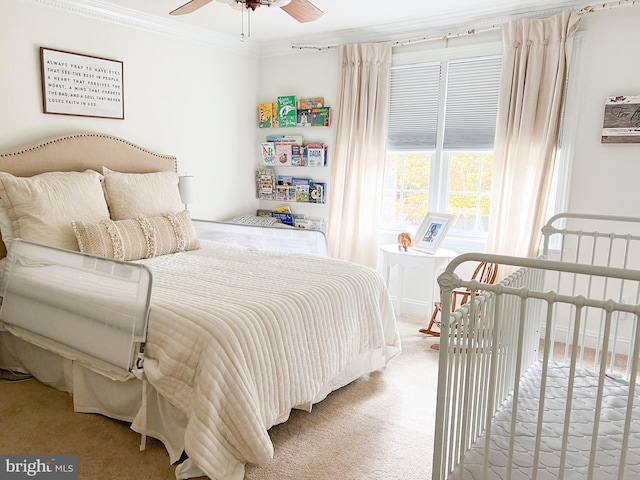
[387,55,502,151]
[387,62,441,150]
[444,56,502,149]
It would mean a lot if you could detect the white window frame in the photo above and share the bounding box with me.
[382,41,503,252]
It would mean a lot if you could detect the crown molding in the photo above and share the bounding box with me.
[21,0,261,56]
[22,0,594,58]
[259,0,589,57]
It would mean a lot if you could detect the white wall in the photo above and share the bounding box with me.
[565,6,640,216]
[1,0,260,222]
[256,50,338,224]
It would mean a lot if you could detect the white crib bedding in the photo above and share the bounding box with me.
[455,360,640,480]
[136,240,400,479]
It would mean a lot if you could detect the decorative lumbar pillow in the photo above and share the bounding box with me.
[72,210,200,261]
[102,167,184,220]
[0,170,110,251]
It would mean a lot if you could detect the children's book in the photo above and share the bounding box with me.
[273,205,292,213]
[266,135,304,145]
[277,175,293,185]
[271,211,295,226]
[256,168,276,200]
[292,177,310,186]
[306,143,326,166]
[270,102,279,127]
[260,142,275,165]
[277,95,297,127]
[294,218,312,229]
[291,145,306,166]
[309,183,324,204]
[275,144,292,166]
[276,184,290,201]
[298,97,324,109]
[311,107,331,127]
[296,108,312,127]
[295,184,310,203]
[258,103,273,128]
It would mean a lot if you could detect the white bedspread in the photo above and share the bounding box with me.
[454,360,640,480]
[137,241,400,480]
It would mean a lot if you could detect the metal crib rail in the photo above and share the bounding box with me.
[432,251,640,480]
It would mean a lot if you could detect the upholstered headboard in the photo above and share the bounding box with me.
[0,133,178,258]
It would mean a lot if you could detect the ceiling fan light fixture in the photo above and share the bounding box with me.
[228,1,244,11]
[266,0,293,7]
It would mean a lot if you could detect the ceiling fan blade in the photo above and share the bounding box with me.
[170,0,214,16]
[280,0,323,23]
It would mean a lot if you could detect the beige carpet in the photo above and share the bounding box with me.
[0,315,439,480]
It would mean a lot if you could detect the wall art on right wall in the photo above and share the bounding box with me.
[601,95,640,143]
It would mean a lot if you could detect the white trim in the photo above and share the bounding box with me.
[20,0,261,56]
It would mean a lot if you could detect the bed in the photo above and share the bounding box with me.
[432,213,640,480]
[0,133,401,480]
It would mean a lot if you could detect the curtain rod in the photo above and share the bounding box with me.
[290,0,638,51]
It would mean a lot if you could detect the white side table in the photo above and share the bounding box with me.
[380,245,457,314]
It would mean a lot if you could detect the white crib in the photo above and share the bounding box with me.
[433,213,640,480]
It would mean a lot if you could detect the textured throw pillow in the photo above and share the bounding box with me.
[72,210,200,261]
[0,170,110,251]
[102,167,184,220]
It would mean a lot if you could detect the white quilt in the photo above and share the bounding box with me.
[137,241,401,480]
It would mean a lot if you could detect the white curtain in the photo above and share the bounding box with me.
[327,43,392,267]
[487,11,581,258]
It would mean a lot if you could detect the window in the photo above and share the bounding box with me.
[381,53,502,251]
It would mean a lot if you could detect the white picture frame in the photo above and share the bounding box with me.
[412,212,456,254]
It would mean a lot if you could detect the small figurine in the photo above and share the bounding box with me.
[397,232,412,252]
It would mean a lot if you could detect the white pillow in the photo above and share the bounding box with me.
[0,170,110,251]
[72,210,200,261]
[102,167,184,220]
[0,205,14,252]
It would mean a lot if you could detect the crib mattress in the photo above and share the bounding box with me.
[453,360,640,480]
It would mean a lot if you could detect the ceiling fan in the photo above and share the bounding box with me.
[170,0,324,23]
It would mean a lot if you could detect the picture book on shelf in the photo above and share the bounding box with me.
[291,145,306,166]
[270,102,279,127]
[309,183,324,204]
[276,184,292,201]
[307,143,327,166]
[275,144,292,166]
[277,175,293,185]
[311,107,331,126]
[266,135,304,145]
[298,97,324,109]
[258,103,273,128]
[292,177,310,186]
[260,142,276,165]
[296,108,312,127]
[256,168,276,200]
[295,184,310,203]
[277,95,297,127]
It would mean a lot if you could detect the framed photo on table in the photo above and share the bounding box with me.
[412,212,456,254]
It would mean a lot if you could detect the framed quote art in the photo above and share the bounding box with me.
[412,212,456,254]
[601,95,640,143]
[40,47,124,119]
